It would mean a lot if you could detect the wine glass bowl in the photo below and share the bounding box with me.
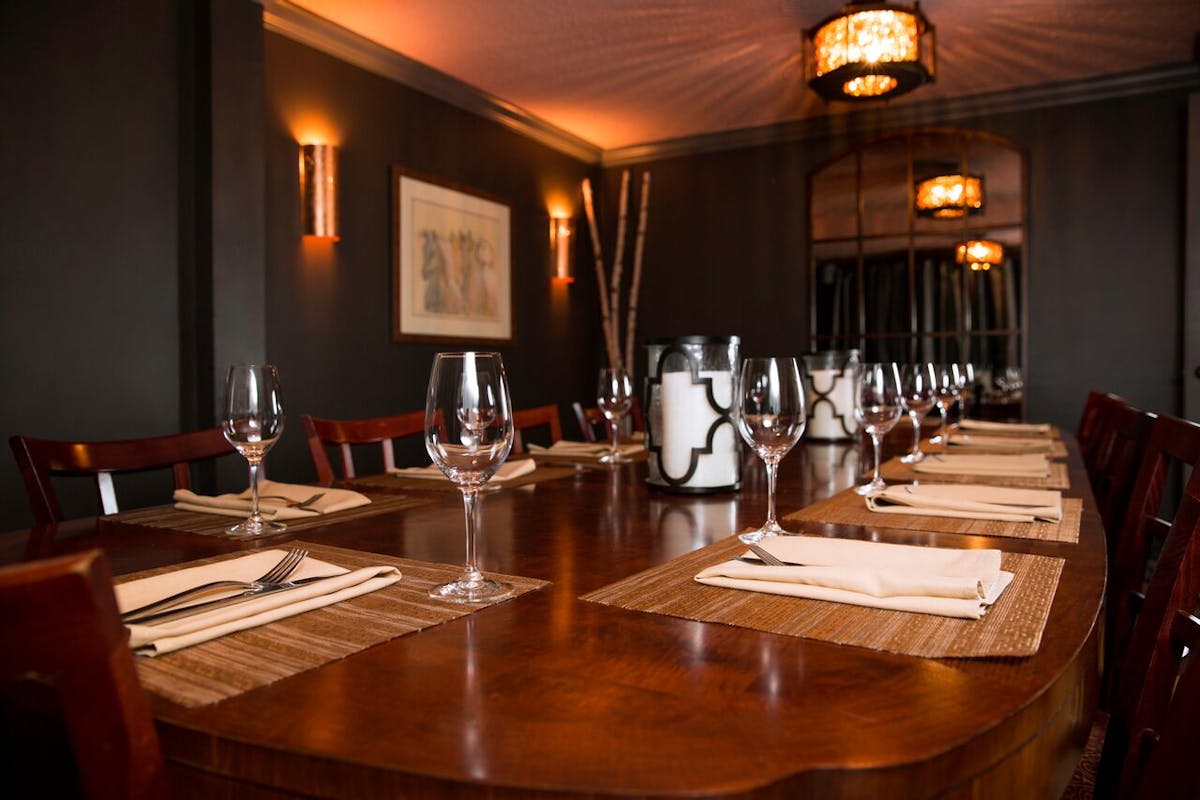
[735,357,806,543]
[854,362,903,496]
[898,363,937,464]
[222,364,286,538]
[597,368,634,464]
[425,352,515,603]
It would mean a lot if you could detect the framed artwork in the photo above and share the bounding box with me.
[391,167,513,344]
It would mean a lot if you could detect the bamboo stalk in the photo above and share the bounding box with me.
[609,170,630,369]
[581,179,621,370]
[625,172,651,374]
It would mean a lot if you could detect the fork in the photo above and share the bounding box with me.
[257,492,326,510]
[746,543,803,567]
[120,548,308,620]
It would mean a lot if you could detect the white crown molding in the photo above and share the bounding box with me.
[262,1,1199,170]
[261,0,603,164]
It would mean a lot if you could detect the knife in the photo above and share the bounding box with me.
[123,574,344,626]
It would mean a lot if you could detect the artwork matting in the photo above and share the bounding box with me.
[391,167,513,344]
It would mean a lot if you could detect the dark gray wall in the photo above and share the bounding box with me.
[623,90,1191,430]
[260,35,602,482]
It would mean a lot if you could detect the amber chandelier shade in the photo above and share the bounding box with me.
[804,1,935,102]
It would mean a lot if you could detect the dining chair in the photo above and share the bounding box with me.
[9,428,234,525]
[1077,391,1129,479]
[301,411,425,485]
[1090,404,1157,542]
[0,549,169,799]
[572,398,646,442]
[1063,413,1200,798]
[511,404,564,453]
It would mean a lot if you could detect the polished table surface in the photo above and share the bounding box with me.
[0,442,1105,798]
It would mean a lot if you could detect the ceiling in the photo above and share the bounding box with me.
[280,0,1199,152]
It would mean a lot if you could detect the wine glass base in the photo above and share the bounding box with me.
[598,451,632,464]
[738,522,786,544]
[899,450,926,464]
[225,518,287,538]
[854,479,888,496]
[429,577,514,604]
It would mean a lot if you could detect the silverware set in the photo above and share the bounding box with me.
[122,547,309,624]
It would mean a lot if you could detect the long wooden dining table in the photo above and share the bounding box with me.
[0,439,1104,798]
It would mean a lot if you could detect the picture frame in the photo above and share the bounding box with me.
[391,166,513,344]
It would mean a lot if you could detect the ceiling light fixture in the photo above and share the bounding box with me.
[956,240,1004,271]
[805,1,935,102]
[915,173,984,219]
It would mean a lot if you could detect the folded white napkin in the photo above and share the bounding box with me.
[866,483,1063,523]
[958,419,1053,435]
[174,480,371,520]
[527,440,645,457]
[914,453,1050,478]
[948,434,1054,452]
[388,458,537,483]
[116,549,401,656]
[695,536,1012,619]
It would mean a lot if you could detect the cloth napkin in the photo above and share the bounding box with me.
[914,453,1050,478]
[958,419,1053,436]
[387,458,537,483]
[174,480,371,520]
[527,440,645,458]
[695,536,1012,619]
[116,549,401,656]
[866,483,1063,523]
[948,433,1054,452]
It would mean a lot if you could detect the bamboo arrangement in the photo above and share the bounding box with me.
[581,170,651,374]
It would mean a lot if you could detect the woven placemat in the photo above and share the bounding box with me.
[582,535,1063,658]
[347,464,578,493]
[956,424,1062,438]
[121,541,548,707]
[100,492,436,539]
[881,458,1071,490]
[529,449,650,467]
[924,439,1069,458]
[784,488,1082,544]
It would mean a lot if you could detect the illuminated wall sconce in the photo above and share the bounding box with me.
[956,239,1004,271]
[300,144,339,240]
[550,214,575,284]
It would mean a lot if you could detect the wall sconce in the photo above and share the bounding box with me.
[956,239,1004,271]
[300,144,339,240]
[550,214,575,284]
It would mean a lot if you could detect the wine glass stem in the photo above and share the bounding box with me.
[764,459,779,529]
[460,488,483,583]
[609,418,621,455]
[910,413,921,456]
[247,458,263,523]
[938,405,948,442]
[871,434,884,485]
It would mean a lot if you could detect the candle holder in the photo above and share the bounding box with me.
[801,349,860,441]
[644,336,741,494]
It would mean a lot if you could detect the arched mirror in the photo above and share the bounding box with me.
[809,128,1027,416]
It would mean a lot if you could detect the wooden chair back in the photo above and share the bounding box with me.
[1080,392,1131,480]
[1096,424,1200,798]
[1091,404,1157,540]
[511,404,564,453]
[572,399,646,443]
[0,550,168,798]
[301,411,425,485]
[9,428,233,525]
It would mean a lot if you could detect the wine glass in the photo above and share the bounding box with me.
[734,357,806,544]
[425,352,515,603]
[221,364,286,538]
[597,367,634,464]
[930,363,962,445]
[854,362,903,496]
[955,362,976,422]
[898,363,937,464]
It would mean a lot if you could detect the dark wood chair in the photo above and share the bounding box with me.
[1064,414,1200,798]
[301,411,425,485]
[572,398,646,443]
[511,404,564,453]
[0,550,168,798]
[1090,404,1157,540]
[9,428,233,525]
[1077,391,1129,479]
